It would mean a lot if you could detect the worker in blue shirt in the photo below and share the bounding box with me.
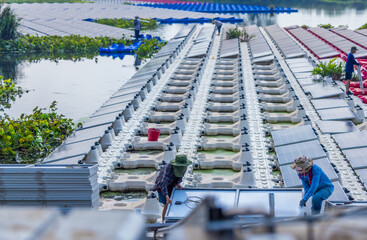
[153,155,191,221]
[345,46,361,95]
[291,156,334,214]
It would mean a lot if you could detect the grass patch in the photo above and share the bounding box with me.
[128,150,163,155]
[100,190,147,200]
[194,169,238,176]
[198,149,238,156]
[204,135,235,139]
[114,168,156,175]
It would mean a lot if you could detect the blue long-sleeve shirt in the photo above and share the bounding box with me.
[153,164,182,197]
[345,52,359,73]
[300,164,334,201]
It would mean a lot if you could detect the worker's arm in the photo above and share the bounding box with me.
[303,169,321,201]
[352,54,360,66]
[300,177,310,195]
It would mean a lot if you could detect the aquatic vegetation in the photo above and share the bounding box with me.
[95,18,158,30]
[358,23,367,30]
[0,76,23,111]
[0,35,133,54]
[0,101,80,164]
[311,57,344,80]
[135,38,166,59]
[0,5,21,41]
[318,23,334,29]
[0,35,166,60]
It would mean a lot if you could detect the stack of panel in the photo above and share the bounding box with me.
[245,25,273,61]
[271,125,347,201]
[331,28,367,50]
[308,27,367,58]
[264,25,305,59]
[44,26,196,165]
[0,165,99,208]
[286,26,339,59]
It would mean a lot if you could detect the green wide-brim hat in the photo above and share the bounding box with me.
[170,154,192,167]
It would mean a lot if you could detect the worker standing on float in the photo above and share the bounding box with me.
[291,156,334,214]
[345,46,360,95]
[134,16,142,41]
[153,155,192,222]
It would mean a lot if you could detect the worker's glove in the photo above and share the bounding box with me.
[299,199,306,207]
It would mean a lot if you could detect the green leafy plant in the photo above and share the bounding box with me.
[0,5,21,40]
[301,25,309,29]
[95,18,158,31]
[318,23,334,29]
[311,57,344,80]
[0,76,23,111]
[0,101,80,164]
[226,28,255,42]
[358,23,367,30]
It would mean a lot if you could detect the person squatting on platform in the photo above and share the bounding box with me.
[291,155,334,214]
[345,46,361,95]
[153,155,192,221]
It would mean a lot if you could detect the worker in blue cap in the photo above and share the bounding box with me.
[153,155,192,221]
[291,155,334,214]
[345,46,361,95]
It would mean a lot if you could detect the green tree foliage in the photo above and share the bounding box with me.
[96,18,158,30]
[0,5,21,40]
[0,101,79,164]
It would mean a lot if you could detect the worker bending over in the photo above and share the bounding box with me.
[291,156,334,214]
[153,155,191,221]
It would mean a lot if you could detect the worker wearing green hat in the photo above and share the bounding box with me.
[153,155,192,221]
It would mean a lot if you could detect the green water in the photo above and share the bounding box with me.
[127,150,163,155]
[100,190,147,201]
[194,169,238,176]
[216,122,235,125]
[114,168,156,175]
[198,149,238,155]
[205,135,235,139]
[272,122,297,126]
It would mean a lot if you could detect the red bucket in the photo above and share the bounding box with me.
[148,128,160,141]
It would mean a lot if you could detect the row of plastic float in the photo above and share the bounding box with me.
[99,26,216,222]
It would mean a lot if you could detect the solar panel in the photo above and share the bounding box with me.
[317,107,357,121]
[355,168,367,189]
[343,147,367,170]
[280,158,338,188]
[275,140,327,165]
[308,86,344,99]
[328,181,349,202]
[317,120,359,134]
[333,131,367,150]
[271,125,317,147]
[311,98,349,110]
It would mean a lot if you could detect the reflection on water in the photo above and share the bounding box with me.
[1,55,137,123]
[230,7,367,29]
